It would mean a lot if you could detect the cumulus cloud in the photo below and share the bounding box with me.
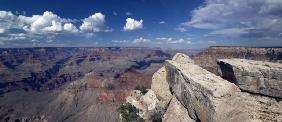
[80,13,110,32]
[182,0,282,40]
[159,21,165,24]
[156,37,172,42]
[126,12,132,16]
[156,37,191,44]
[0,10,116,47]
[0,28,5,33]
[63,23,78,32]
[16,11,76,33]
[0,11,113,35]
[133,37,150,43]
[124,18,143,31]
[175,26,187,32]
[0,11,15,20]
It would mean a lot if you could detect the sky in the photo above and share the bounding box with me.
[0,0,281,49]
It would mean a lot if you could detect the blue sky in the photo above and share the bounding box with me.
[0,0,281,48]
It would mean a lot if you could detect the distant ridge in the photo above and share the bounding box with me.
[210,46,282,48]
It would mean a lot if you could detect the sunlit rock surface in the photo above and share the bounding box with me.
[218,59,282,98]
[162,96,195,122]
[163,53,281,122]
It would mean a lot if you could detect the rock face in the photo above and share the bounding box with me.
[165,56,245,122]
[151,53,194,108]
[151,67,172,107]
[218,59,282,98]
[162,96,195,122]
[161,53,281,122]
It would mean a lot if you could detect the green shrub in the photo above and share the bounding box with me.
[135,85,148,95]
[151,111,162,122]
[118,103,144,122]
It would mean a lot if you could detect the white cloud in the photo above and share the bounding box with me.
[2,11,80,34]
[29,11,62,33]
[42,20,63,32]
[167,38,185,44]
[0,11,15,20]
[208,28,249,37]
[208,40,216,44]
[123,18,143,31]
[156,37,191,44]
[156,37,172,42]
[181,0,282,40]
[159,21,165,24]
[113,11,118,16]
[133,37,150,43]
[0,10,117,47]
[1,33,27,41]
[112,40,128,43]
[175,26,187,32]
[80,12,107,32]
[126,12,132,16]
[63,23,78,32]
[0,28,5,33]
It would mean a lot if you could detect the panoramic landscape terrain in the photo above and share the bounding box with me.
[0,46,281,121]
[0,0,282,122]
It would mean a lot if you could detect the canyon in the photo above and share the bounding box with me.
[0,46,281,121]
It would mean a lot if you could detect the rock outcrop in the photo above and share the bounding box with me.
[151,53,193,107]
[162,96,195,122]
[218,59,282,98]
[151,67,172,107]
[124,53,282,122]
[153,53,281,122]
[165,56,247,122]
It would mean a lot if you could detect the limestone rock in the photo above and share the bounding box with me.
[164,54,282,122]
[162,96,195,122]
[126,90,161,120]
[172,53,194,64]
[140,90,159,112]
[151,67,172,107]
[218,59,282,98]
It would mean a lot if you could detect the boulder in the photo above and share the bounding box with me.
[162,96,195,122]
[218,59,282,98]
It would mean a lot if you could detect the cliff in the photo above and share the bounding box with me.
[126,53,282,122]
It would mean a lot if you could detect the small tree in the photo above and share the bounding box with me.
[117,103,144,122]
